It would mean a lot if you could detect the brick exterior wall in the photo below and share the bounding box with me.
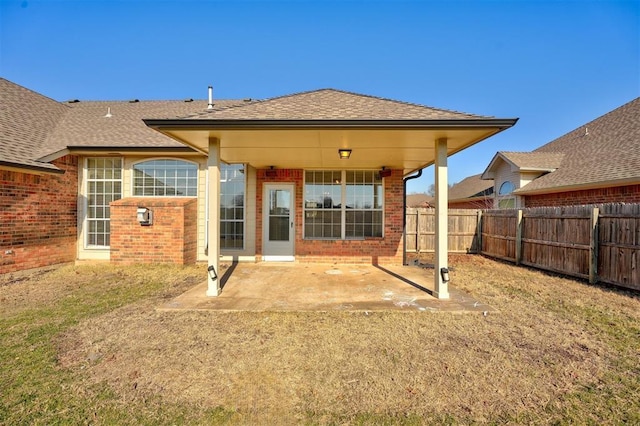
[0,156,79,274]
[524,184,640,207]
[110,197,197,264]
[256,169,404,265]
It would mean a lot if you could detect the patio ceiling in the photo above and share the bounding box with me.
[144,122,515,175]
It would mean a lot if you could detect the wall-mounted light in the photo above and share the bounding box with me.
[338,149,352,160]
[440,267,450,283]
[265,166,277,178]
[378,166,392,178]
[207,265,218,282]
[137,207,152,226]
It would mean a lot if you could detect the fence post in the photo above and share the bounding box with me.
[590,207,599,284]
[476,210,483,254]
[515,209,523,265]
[416,210,421,253]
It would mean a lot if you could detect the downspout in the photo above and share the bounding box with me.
[403,169,423,265]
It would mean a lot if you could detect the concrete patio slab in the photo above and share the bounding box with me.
[158,262,494,313]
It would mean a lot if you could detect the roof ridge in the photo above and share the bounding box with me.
[62,98,241,103]
[314,88,491,118]
[179,87,491,119]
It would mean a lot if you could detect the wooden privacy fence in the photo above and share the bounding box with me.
[405,208,481,254]
[480,204,640,291]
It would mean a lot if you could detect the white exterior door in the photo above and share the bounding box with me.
[263,184,295,261]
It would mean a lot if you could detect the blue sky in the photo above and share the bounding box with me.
[1,0,638,193]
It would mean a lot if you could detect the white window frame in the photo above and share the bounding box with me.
[220,163,246,251]
[497,181,516,209]
[131,158,198,197]
[84,157,123,249]
[303,170,384,240]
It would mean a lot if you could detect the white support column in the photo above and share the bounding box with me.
[206,138,221,296]
[434,138,450,299]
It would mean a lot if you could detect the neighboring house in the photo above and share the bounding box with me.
[406,193,432,208]
[447,174,494,209]
[482,97,640,208]
[405,175,493,209]
[1,78,517,299]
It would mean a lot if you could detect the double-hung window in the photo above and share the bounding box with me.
[86,158,122,247]
[304,170,383,239]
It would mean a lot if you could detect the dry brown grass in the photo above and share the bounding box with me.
[41,255,640,424]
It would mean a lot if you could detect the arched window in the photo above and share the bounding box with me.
[499,181,515,195]
[133,159,198,196]
[497,180,516,208]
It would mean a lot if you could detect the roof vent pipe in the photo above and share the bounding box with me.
[207,86,214,110]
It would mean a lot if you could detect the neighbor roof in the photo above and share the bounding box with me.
[517,97,640,194]
[449,174,493,201]
[180,88,494,121]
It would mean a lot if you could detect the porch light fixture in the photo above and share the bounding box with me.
[378,166,392,178]
[338,149,352,160]
[207,265,218,282]
[440,267,450,283]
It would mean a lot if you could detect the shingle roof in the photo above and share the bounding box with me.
[182,88,493,120]
[43,99,245,156]
[516,97,640,194]
[498,151,565,171]
[0,78,248,172]
[0,78,70,171]
[449,174,493,201]
[406,193,433,208]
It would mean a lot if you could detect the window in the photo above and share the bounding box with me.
[86,158,122,247]
[220,164,245,249]
[304,170,383,239]
[499,181,515,195]
[133,159,197,196]
[497,180,516,208]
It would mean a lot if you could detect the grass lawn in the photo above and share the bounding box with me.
[1,255,638,425]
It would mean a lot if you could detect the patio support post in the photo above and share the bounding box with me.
[434,137,450,299]
[206,137,221,296]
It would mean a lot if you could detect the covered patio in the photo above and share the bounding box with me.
[158,262,494,312]
[145,89,517,300]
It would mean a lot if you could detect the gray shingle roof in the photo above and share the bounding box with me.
[43,99,245,155]
[182,88,492,120]
[516,97,640,194]
[0,78,70,171]
[1,78,247,172]
[449,174,493,201]
[498,151,565,171]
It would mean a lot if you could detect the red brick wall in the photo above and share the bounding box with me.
[110,197,197,264]
[524,184,640,207]
[256,169,404,265]
[0,156,78,274]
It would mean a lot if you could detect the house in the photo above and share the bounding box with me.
[405,174,493,209]
[482,97,640,208]
[1,78,517,299]
[406,193,432,208]
[447,174,494,209]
